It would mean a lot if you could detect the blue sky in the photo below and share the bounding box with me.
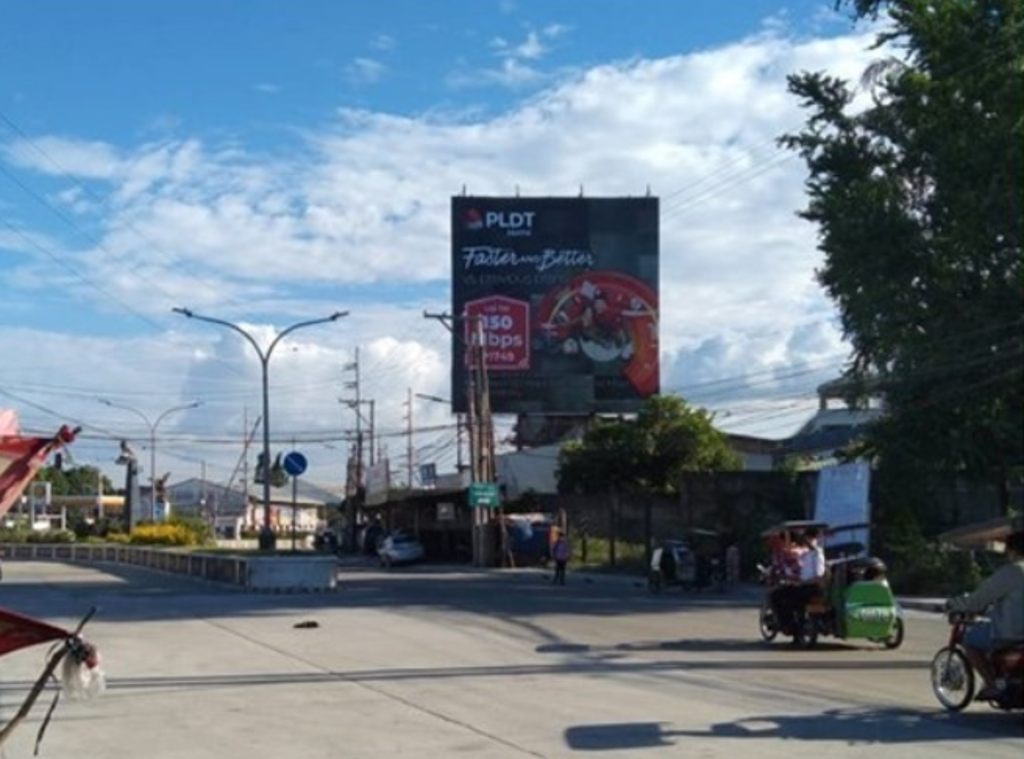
[0,0,885,488]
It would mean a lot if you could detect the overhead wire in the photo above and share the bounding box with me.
[4,28,1019,478]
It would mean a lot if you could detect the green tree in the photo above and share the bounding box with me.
[34,465,114,496]
[556,395,742,494]
[781,0,1023,506]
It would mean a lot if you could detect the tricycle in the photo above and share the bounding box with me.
[0,416,105,752]
[758,519,904,649]
[648,528,724,593]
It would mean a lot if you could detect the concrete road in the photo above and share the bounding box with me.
[0,560,1019,759]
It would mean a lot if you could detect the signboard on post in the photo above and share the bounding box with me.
[283,451,308,477]
[283,450,308,552]
[451,196,659,415]
[468,482,501,509]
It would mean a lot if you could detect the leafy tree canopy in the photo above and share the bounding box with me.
[34,465,114,497]
[556,395,742,494]
[781,0,1023,488]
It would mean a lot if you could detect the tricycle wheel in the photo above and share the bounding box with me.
[931,647,974,711]
[759,600,778,642]
[794,617,818,649]
[882,616,904,650]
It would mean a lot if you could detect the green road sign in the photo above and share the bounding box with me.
[468,482,501,508]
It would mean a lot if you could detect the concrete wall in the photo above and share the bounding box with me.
[1,543,338,592]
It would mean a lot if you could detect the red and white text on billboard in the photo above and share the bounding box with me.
[464,296,531,371]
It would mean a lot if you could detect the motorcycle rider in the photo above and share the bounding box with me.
[773,529,826,636]
[946,529,1024,698]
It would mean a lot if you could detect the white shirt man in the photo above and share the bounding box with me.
[799,533,827,585]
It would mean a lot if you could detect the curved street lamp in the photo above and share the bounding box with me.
[99,398,203,522]
[173,307,348,550]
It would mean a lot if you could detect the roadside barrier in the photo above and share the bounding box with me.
[0,543,338,592]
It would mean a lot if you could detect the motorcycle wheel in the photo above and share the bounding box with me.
[794,617,818,649]
[931,647,974,711]
[759,601,778,642]
[882,617,905,650]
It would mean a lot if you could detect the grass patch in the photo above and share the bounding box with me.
[573,536,648,576]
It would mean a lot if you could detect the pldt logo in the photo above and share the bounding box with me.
[464,209,536,236]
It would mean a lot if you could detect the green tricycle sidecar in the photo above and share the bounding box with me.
[760,522,905,650]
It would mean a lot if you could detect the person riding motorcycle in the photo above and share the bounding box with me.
[945,529,1024,698]
[772,529,826,635]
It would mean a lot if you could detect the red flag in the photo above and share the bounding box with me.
[0,607,71,657]
[0,412,78,519]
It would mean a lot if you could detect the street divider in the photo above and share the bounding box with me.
[1,543,338,592]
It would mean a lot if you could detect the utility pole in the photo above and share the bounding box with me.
[201,459,208,524]
[471,316,503,566]
[455,412,466,472]
[242,409,251,529]
[403,388,415,488]
[472,317,496,484]
[342,350,377,469]
[342,349,376,551]
[424,309,500,567]
[343,349,364,493]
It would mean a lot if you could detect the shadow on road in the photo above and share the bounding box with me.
[0,560,759,626]
[565,706,1024,749]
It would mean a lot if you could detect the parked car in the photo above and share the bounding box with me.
[378,532,425,568]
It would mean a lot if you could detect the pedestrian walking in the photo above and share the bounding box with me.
[552,532,571,585]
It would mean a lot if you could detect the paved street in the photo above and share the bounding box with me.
[0,560,1019,758]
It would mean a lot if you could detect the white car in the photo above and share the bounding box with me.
[378,533,425,568]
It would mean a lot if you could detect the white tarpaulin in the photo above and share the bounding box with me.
[814,460,872,553]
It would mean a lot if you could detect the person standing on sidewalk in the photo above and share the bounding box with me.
[552,531,571,585]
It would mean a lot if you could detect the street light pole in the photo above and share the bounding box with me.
[173,307,348,550]
[99,398,202,521]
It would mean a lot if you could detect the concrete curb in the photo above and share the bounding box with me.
[897,597,945,613]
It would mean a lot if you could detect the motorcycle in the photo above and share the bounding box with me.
[931,611,1024,711]
[930,513,1024,711]
[757,520,903,650]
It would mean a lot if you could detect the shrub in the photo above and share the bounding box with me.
[0,526,32,543]
[125,515,214,547]
[878,513,983,596]
[129,523,200,547]
[25,529,76,544]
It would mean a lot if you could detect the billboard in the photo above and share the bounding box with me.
[451,196,659,414]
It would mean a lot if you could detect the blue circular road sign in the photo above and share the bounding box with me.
[283,451,308,477]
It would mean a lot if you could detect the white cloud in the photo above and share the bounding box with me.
[346,57,387,84]
[369,34,396,51]
[4,136,122,179]
[451,24,571,89]
[2,25,884,481]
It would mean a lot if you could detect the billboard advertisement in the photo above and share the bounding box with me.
[451,196,659,414]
